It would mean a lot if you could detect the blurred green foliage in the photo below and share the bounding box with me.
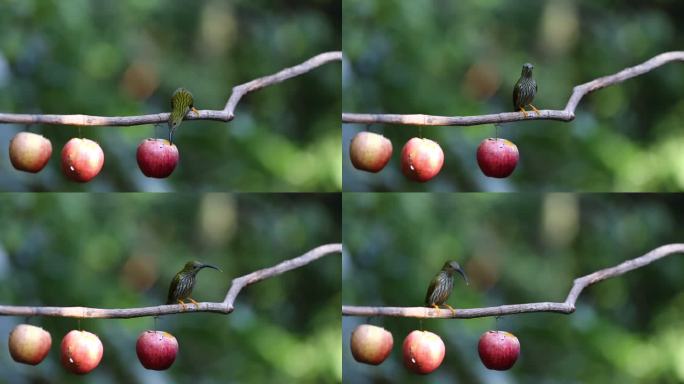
[343,193,684,383]
[0,193,341,383]
[342,0,684,191]
[0,0,341,192]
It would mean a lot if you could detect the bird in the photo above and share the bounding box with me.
[512,63,539,118]
[424,260,469,315]
[166,261,221,310]
[168,88,199,144]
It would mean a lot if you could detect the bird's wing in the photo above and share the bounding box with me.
[424,277,438,305]
[512,80,520,109]
[169,91,178,128]
[166,278,179,304]
[171,88,183,108]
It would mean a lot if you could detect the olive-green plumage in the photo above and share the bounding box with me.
[168,88,197,143]
[166,261,221,306]
[513,63,538,115]
[425,261,469,308]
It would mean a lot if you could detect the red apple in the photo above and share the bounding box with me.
[136,330,179,370]
[60,330,103,374]
[478,330,520,370]
[9,132,52,173]
[136,138,179,178]
[61,138,104,182]
[400,137,444,182]
[350,324,393,365]
[402,330,445,374]
[8,324,52,365]
[476,138,519,178]
[349,131,393,173]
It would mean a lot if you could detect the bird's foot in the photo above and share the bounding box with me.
[191,107,199,115]
[445,304,457,317]
[519,107,528,118]
[529,104,541,116]
[188,298,200,308]
[177,300,187,311]
[431,304,440,312]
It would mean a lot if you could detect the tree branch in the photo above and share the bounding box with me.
[0,51,342,127]
[342,243,684,319]
[0,243,342,319]
[342,51,684,126]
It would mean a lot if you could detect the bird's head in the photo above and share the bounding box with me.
[521,63,534,77]
[182,261,222,275]
[443,260,469,285]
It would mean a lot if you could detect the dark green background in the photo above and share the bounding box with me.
[0,193,341,383]
[343,193,684,383]
[342,0,684,192]
[0,0,341,192]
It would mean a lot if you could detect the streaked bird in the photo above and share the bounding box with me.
[167,261,221,310]
[424,260,469,315]
[168,88,199,143]
[512,63,539,118]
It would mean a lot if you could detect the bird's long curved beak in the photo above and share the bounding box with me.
[455,266,469,285]
[200,263,222,272]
